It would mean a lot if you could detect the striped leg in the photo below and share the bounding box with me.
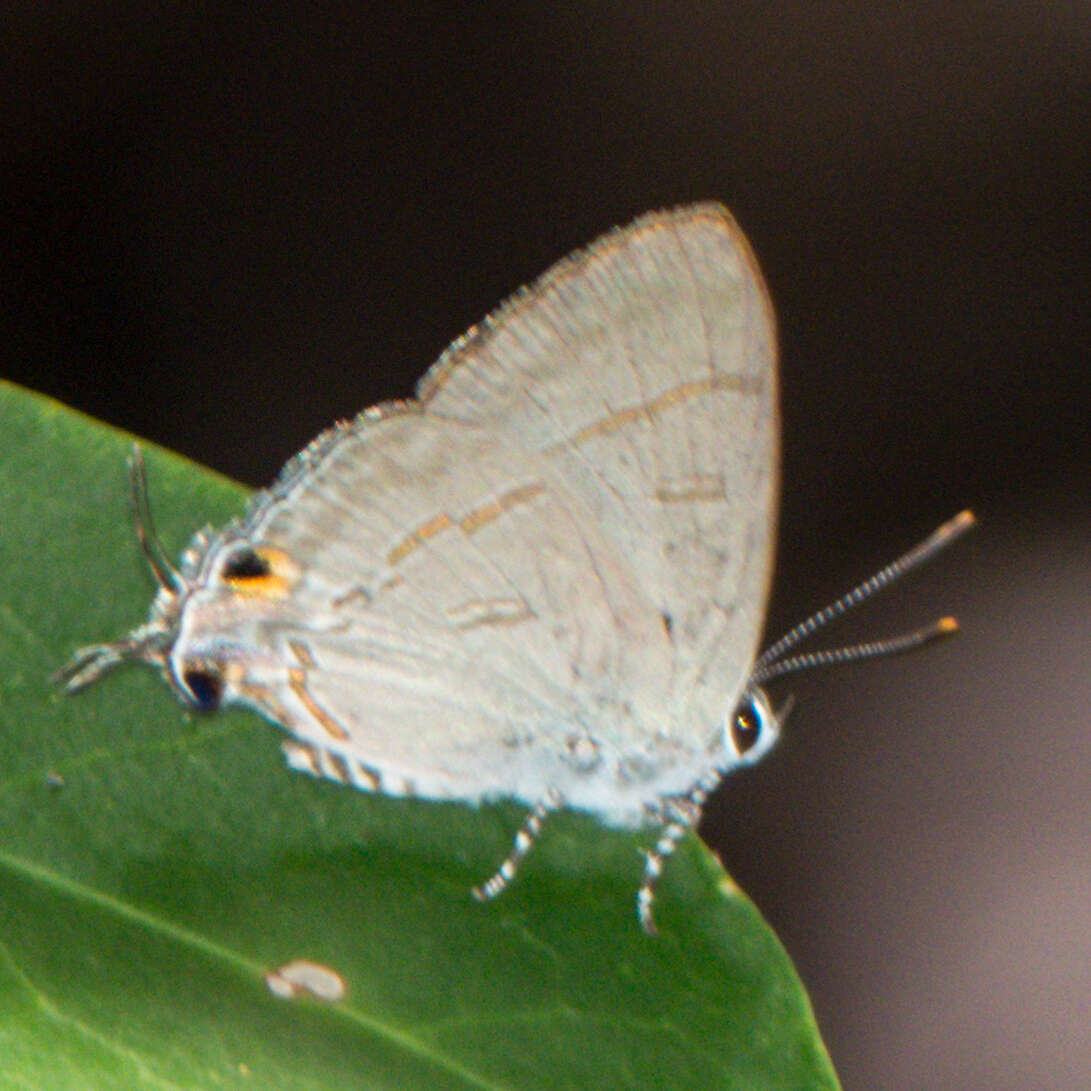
[637,769,724,934]
[473,788,565,903]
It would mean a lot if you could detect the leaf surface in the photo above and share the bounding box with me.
[0,381,840,1089]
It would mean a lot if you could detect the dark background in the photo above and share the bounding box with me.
[3,7,1088,1088]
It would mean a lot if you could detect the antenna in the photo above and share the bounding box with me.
[751,510,975,686]
[128,445,181,592]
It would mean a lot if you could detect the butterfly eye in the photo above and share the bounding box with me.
[181,666,223,711]
[221,547,271,581]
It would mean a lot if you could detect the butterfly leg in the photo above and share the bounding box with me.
[473,787,565,903]
[637,768,724,934]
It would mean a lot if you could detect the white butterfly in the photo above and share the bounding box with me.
[60,204,971,932]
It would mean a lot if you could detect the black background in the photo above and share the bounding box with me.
[4,7,1088,1088]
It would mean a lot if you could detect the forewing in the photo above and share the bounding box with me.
[420,203,779,715]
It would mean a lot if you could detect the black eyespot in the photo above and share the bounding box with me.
[222,547,270,580]
[182,667,223,711]
[731,695,762,756]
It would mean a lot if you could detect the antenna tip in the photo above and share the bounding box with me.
[941,509,976,535]
[924,509,976,553]
[936,615,961,636]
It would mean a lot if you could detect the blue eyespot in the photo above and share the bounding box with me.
[182,667,223,711]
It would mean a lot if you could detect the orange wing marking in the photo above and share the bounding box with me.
[386,512,454,566]
[288,668,350,741]
[460,483,545,535]
[550,372,762,453]
[386,482,546,567]
[655,474,727,502]
[447,597,534,630]
[287,639,316,668]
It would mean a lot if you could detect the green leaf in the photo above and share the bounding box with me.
[0,380,840,1090]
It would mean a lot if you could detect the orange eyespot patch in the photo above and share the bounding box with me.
[220,546,300,597]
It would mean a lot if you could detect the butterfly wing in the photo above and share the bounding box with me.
[211,409,674,809]
[173,203,778,821]
[420,203,779,724]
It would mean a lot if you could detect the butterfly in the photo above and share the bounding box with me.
[59,203,971,932]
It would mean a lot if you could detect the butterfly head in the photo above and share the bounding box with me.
[56,526,301,715]
[55,446,242,712]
